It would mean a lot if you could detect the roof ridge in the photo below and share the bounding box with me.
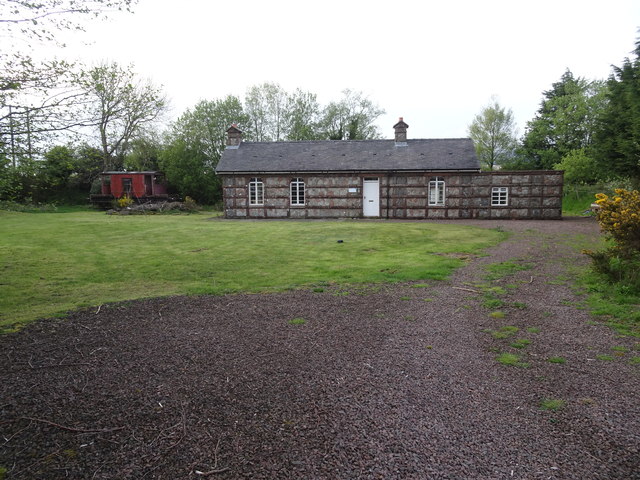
[239,138,471,145]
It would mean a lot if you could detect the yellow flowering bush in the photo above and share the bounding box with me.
[585,188,640,292]
[182,196,199,212]
[117,195,133,209]
[594,189,640,252]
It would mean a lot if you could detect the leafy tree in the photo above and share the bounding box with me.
[159,139,219,204]
[320,89,385,140]
[162,96,247,203]
[244,83,287,141]
[73,144,103,194]
[42,145,75,189]
[468,98,518,170]
[0,157,24,201]
[284,89,321,140]
[25,144,102,203]
[76,62,167,170]
[242,86,384,142]
[521,70,607,169]
[1,1,138,163]
[124,135,163,171]
[172,96,248,162]
[593,41,640,186]
[554,148,601,185]
[0,60,88,167]
[321,89,385,140]
[0,155,39,201]
[1,1,137,47]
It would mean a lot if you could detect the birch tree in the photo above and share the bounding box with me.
[320,89,385,140]
[78,62,167,170]
[468,98,518,171]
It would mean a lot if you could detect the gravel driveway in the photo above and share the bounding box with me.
[1,217,638,479]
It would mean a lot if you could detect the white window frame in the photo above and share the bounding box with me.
[491,186,508,206]
[428,177,445,206]
[290,178,305,206]
[249,178,264,206]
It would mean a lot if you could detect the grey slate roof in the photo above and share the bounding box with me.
[216,138,480,174]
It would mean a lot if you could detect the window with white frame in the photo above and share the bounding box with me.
[290,178,305,206]
[491,186,508,206]
[428,177,445,206]
[249,178,264,205]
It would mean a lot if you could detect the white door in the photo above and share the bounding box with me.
[363,178,380,217]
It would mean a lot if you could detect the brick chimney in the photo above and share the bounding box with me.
[393,117,409,146]
[226,124,243,148]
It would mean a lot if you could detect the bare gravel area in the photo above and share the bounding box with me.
[1,217,638,479]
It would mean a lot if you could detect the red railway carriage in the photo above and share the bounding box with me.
[91,171,169,208]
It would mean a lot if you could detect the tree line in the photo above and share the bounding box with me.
[468,54,640,189]
[1,75,386,203]
[2,1,640,205]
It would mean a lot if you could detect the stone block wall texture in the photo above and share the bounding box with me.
[221,171,563,219]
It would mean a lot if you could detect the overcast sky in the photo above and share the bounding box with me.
[51,0,640,140]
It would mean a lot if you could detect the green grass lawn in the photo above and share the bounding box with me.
[0,210,507,331]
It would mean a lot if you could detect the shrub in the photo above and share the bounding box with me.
[594,189,640,253]
[182,196,199,212]
[116,195,133,209]
[584,189,640,292]
[585,248,640,292]
[0,200,57,212]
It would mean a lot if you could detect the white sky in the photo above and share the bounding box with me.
[49,0,640,139]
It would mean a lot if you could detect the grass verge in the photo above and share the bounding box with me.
[575,270,640,337]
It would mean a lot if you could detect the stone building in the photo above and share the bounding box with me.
[216,119,563,219]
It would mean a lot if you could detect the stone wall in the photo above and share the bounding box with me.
[221,171,563,219]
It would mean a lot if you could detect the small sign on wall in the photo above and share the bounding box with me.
[348,187,359,193]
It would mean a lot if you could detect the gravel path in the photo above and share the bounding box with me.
[1,217,638,479]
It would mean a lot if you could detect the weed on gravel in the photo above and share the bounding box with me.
[496,352,530,368]
[489,325,519,339]
[612,346,630,353]
[482,294,505,309]
[596,354,614,361]
[484,260,533,281]
[510,338,532,349]
[547,356,567,364]
[540,398,565,411]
